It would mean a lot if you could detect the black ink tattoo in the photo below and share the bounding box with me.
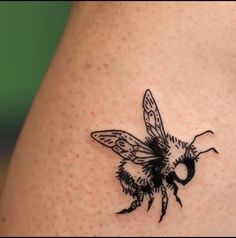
[91,89,218,222]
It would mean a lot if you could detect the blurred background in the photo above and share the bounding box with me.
[0,2,71,194]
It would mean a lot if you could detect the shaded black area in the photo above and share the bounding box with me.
[145,136,168,159]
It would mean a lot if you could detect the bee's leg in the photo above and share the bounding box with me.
[159,185,168,223]
[117,190,144,214]
[168,181,182,207]
[166,173,183,207]
[147,192,154,211]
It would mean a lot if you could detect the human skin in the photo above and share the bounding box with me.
[0,2,236,236]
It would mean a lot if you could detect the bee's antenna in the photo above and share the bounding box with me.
[194,147,219,160]
[185,130,214,156]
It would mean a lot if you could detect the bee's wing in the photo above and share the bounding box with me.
[143,89,167,145]
[91,130,160,164]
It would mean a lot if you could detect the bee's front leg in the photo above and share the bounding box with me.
[159,185,168,223]
[117,190,144,214]
[169,181,182,207]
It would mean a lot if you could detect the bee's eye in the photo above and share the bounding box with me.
[175,163,188,181]
[173,159,195,185]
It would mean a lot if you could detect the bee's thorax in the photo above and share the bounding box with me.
[165,134,188,169]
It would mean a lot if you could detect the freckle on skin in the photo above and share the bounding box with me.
[67,57,72,64]
[86,63,93,69]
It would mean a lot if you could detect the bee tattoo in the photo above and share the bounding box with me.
[91,89,218,222]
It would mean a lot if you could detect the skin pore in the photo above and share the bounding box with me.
[0,2,236,236]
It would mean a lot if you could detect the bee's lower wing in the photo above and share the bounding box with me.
[91,130,159,164]
[143,89,167,145]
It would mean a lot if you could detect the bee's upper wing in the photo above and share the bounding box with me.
[91,130,159,164]
[143,89,167,146]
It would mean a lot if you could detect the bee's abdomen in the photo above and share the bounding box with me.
[117,160,153,197]
[117,169,139,196]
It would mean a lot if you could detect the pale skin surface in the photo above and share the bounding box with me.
[0,2,236,236]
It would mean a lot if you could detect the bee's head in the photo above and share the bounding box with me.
[171,130,218,185]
